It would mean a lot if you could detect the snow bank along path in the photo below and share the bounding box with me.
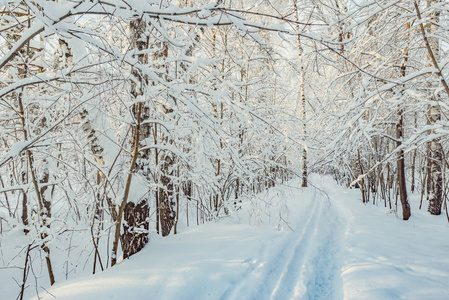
[31,174,449,300]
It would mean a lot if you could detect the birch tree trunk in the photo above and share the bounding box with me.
[293,0,308,187]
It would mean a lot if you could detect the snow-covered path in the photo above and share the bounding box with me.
[28,175,449,300]
[222,186,344,300]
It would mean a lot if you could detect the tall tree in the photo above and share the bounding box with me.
[293,0,308,187]
[397,22,411,220]
[415,0,444,215]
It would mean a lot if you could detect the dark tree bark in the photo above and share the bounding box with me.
[397,122,411,220]
[20,169,28,230]
[120,17,151,257]
[159,155,176,237]
[122,201,149,259]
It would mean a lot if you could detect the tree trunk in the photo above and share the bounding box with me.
[293,0,308,187]
[428,105,443,215]
[397,23,411,220]
[122,201,150,259]
[121,18,151,258]
[415,1,444,215]
[159,155,176,237]
[397,127,411,220]
[112,18,150,266]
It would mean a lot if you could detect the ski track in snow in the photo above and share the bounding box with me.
[221,185,345,300]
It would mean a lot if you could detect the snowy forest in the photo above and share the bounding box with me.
[1,0,449,299]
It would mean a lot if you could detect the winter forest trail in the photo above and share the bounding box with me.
[30,175,449,300]
[32,176,348,300]
[222,182,345,300]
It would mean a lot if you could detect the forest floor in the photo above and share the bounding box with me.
[18,174,449,299]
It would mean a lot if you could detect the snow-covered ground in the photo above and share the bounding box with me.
[8,174,449,299]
